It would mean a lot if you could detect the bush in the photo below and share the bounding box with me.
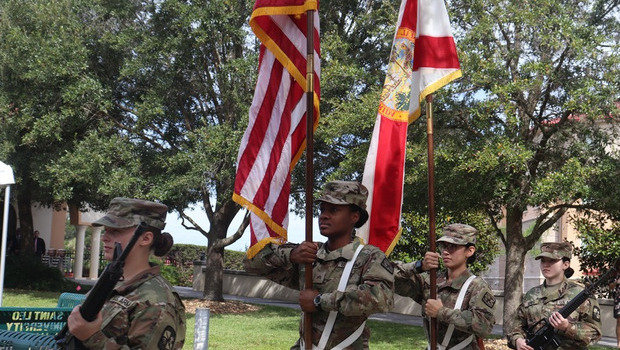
[154,244,246,287]
[159,263,193,287]
[224,250,246,271]
[4,255,81,292]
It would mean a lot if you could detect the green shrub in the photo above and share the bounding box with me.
[4,255,81,292]
[224,250,246,271]
[159,263,193,286]
[153,244,247,287]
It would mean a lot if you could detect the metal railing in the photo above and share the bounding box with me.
[40,250,105,278]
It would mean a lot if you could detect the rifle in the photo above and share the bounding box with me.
[55,223,148,349]
[524,259,619,350]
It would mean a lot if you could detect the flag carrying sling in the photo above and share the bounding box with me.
[358,0,461,255]
[233,0,320,258]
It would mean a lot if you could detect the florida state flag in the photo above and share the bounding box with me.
[358,0,461,254]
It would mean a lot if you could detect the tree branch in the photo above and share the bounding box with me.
[486,206,507,247]
[220,210,250,247]
[178,210,208,237]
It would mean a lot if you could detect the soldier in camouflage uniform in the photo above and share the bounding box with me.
[67,198,186,350]
[508,242,601,350]
[393,224,496,350]
[244,181,394,349]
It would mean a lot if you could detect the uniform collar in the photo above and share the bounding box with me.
[115,263,160,294]
[316,236,363,261]
[438,269,474,289]
[542,276,569,300]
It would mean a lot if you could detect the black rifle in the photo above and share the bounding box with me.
[524,259,619,350]
[55,223,148,349]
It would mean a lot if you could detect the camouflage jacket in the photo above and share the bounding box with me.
[507,277,602,350]
[243,237,395,350]
[394,263,496,350]
[83,264,186,350]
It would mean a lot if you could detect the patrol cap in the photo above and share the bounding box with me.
[437,223,477,246]
[92,197,168,230]
[535,242,572,260]
[316,181,369,228]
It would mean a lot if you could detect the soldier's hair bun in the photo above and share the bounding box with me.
[153,232,174,257]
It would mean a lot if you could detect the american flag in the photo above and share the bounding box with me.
[358,0,461,254]
[233,0,320,258]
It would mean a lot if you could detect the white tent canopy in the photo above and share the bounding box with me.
[0,162,14,186]
[0,161,15,306]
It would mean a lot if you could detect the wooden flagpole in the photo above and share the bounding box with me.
[426,94,438,350]
[303,9,315,350]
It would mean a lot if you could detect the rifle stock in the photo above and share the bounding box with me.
[525,259,619,350]
[55,223,149,349]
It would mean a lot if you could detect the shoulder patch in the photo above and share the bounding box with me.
[381,258,394,274]
[158,325,176,350]
[592,305,601,322]
[482,291,496,309]
[110,295,135,309]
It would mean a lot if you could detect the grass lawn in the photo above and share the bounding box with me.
[1,289,612,349]
[187,305,426,349]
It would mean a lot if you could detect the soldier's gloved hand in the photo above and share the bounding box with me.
[515,338,533,350]
[422,251,440,271]
[299,289,320,312]
[67,305,103,341]
[291,241,318,264]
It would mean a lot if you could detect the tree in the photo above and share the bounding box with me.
[0,0,404,302]
[298,0,620,333]
[422,0,620,332]
[49,0,257,300]
[572,212,620,298]
[0,0,256,300]
[0,0,110,251]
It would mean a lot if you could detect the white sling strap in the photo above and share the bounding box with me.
[313,244,365,350]
[429,274,477,350]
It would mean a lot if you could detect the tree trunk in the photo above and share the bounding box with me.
[502,239,529,334]
[202,242,225,301]
[16,191,34,256]
[502,208,529,334]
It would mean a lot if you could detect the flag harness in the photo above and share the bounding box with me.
[302,244,365,350]
[428,274,477,350]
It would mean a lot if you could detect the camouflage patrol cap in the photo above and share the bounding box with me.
[535,242,572,260]
[316,181,369,228]
[92,197,167,230]
[437,223,478,245]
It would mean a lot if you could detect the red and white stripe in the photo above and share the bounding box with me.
[233,0,320,258]
[358,0,461,255]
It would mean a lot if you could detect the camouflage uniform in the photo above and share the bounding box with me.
[243,181,394,349]
[245,237,394,349]
[393,224,496,350]
[82,265,186,350]
[507,242,602,349]
[80,198,186,350]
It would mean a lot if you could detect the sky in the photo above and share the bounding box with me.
[165,205,321,252]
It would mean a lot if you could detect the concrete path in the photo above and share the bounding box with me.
[175,286,618,348]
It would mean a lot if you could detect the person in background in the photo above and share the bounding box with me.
[244,181,394,349]
[393,223,496,350]
[507,242,601,350]
[33,230,46,258]
[67,197,186,349]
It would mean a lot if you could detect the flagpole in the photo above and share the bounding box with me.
[426,94,438,350]
[303,9,315,350]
